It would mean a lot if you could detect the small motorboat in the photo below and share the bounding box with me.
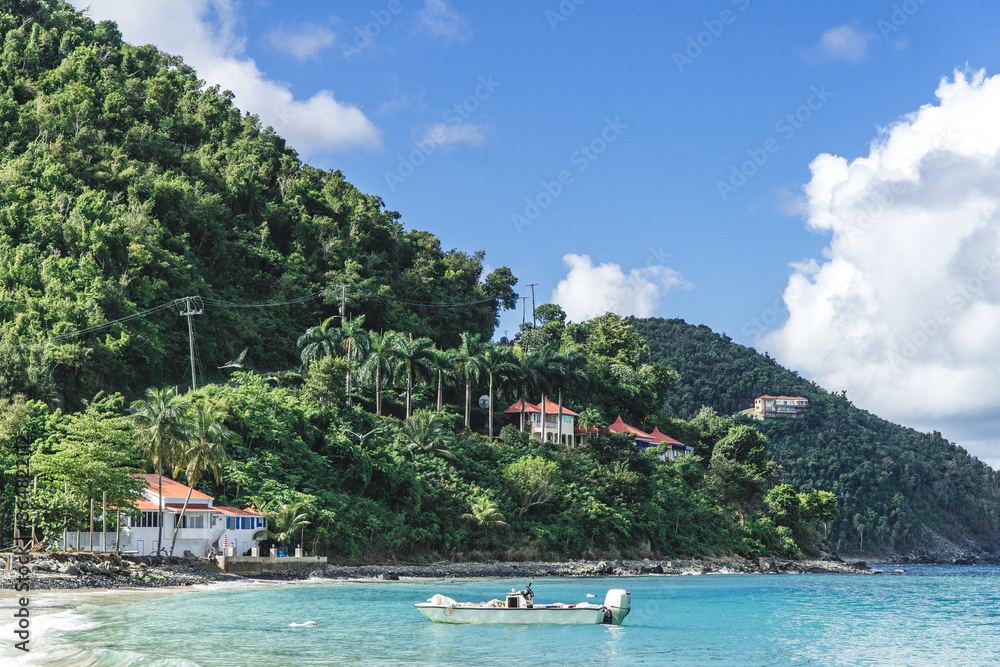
[414,584,631,625]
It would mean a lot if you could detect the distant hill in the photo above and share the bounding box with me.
[631,317,1000,556]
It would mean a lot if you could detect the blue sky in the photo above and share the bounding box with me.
[72,1,1000,466]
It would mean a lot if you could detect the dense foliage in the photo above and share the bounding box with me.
[0,1,516,410]
[631,317,1000,554]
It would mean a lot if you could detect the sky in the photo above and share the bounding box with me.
[68,0,1000,468]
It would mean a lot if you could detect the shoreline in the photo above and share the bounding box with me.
[1,552,883,592]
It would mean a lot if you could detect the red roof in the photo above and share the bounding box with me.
[756,395,808,401]
[137,474,213,501]
[502,398,579,416]
[608,416,656,442]
[164,503,213,511]
[649,427,685,446]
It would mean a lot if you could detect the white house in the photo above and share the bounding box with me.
[117,474,265,557]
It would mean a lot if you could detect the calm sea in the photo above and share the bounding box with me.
[3,566,999,666]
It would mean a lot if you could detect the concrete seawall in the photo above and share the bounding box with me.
[218,555,327,575]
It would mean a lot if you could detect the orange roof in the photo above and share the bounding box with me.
[164,503,213,511]
[608,416,656,442]
[135,498,158,511]
[214,506,264,516]
[574,425,599,435]
[649,427,685,446]
[136,474,213,501]
[503,399,539,414]
[502,398,578,416]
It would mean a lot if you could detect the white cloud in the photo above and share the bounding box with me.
[268,23,336,61]
[552,254,686,323]
[74,0,380,153]
[761,69,1000,466]
[419,123,487,148]
[416,0,471,43]
[800,24,874,64]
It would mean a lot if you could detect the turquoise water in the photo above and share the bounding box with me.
[5,566,1000,665]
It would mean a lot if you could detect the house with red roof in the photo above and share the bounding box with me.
[753,395,809,419]
[103,474,265,557]
[608,416,693,461]
[503,397,594,447]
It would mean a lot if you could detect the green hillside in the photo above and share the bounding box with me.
[0,0,516,409]
[631,317,1000,555]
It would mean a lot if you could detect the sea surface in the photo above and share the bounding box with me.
[3,565,999,666]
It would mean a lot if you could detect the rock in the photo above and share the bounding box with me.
[58,564,81,576]
[851,561,869,570]
[758,557,776,573]
[379,573,399,581]
[894,569,907,574]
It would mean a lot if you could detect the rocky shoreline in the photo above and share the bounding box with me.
[1,551,887,591]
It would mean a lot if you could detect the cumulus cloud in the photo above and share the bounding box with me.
[416,0,471,43]
[552,254,687,322]
[75,0,380,153]
[419,123,487,148]
[799,24,874,64]
[762,69,1000,464]
[268,23,336,61]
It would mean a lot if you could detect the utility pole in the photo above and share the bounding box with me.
[340,284,347,319]
[520,296,530,325]
[179,297,203,390]
[526,283,538,327]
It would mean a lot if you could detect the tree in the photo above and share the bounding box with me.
[764,484,801,528]
[297,315,341,370]
[253,500,311,553]
[534,303,566,324]
[453,332,487,428]
[130,387,192,555]
[479,345,516,440]
[394,334,434,418]
[358,330,400,416]
[461,496,508,531]
[168,401,237,557]
[504,455,561,517]
[580,312,649,366]
[339,316,369,408]
[577,407,604,431]
[403,410,456,460]
[426,347,455,412]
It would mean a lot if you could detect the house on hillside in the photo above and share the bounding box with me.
[503,398,595,447]
[753,395,809,419]
[608,416,694,461]
[99,474,265,557]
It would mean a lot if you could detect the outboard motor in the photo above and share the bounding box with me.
[602,589,631,625]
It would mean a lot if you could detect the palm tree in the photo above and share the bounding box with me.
[403,410,457,460]
[577,407,604,431]
[510,344,557,432]
[461,496,508,530]
[426,347,456,412]
[253,500,311,553]
[168,401,238,557]
[339,315,369,407]
[551,347,590,447]
[395,334,435,418]
[453,332,487,428]
[297,315,341,370]
[130,387,192,555]
[359,330,401,416]
[480,345,517,441]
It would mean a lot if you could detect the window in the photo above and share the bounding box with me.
[181,514,204,529]
[133,511,158,528]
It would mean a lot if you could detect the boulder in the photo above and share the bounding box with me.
[58,564,81,576]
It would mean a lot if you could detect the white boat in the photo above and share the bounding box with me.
[414,584,631,625]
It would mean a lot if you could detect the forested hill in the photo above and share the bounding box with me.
[631,317,1000,556]
[0,1,516,409]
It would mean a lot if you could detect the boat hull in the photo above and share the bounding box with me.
[415,604,608,625]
